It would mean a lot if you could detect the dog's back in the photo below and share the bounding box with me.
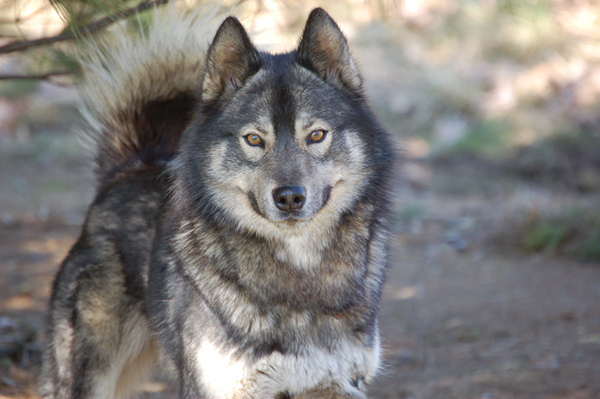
[39,6,220,398]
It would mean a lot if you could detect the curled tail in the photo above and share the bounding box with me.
[79,3,223,184]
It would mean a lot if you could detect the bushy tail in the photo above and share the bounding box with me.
[79,3,223,184]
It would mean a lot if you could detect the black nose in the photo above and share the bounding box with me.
[272,186,306,212]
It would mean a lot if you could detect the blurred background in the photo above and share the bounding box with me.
[1,0,599,398]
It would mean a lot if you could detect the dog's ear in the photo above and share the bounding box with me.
[296,8,362,94]
[202,17,261,105]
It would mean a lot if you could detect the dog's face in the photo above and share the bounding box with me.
[177,9,383,235]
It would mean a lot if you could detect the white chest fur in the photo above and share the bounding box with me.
[195,335,380,398]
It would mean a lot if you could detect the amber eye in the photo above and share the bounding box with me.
[308,130,327,143]
[244,134,263,147]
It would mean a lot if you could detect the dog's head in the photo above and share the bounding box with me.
[176,8,391,236]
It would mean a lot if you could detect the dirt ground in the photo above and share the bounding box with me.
[1,129,599,399]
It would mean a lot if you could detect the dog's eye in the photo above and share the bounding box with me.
[308,130,327,144]
[244,134,264,147]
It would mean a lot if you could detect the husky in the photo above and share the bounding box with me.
[39,5,395,399]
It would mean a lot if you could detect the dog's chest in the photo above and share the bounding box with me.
[194,336,379,398]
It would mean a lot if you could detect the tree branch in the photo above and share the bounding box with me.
[0,69,79,80]
[0,0,169,55]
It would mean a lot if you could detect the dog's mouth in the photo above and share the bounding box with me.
[278,213,310,223]
[270,209,312,226]
[247,191,266,218]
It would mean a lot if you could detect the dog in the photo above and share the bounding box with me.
[39,5,395,399]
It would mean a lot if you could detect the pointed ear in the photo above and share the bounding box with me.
[201,17,261,104]
[296,8,362,94]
